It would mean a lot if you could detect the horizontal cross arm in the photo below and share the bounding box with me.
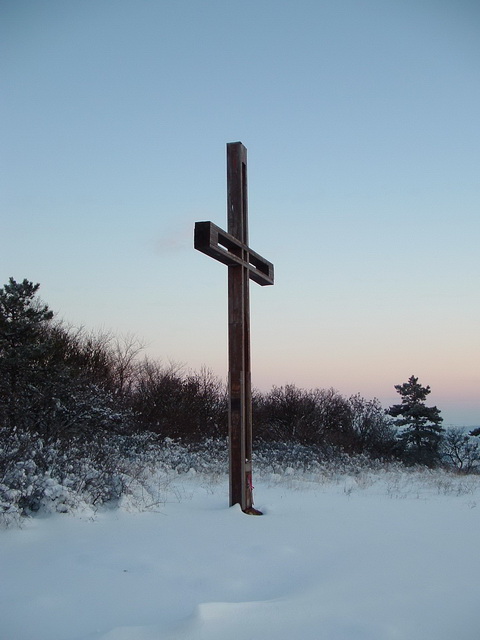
[194,221,274,286]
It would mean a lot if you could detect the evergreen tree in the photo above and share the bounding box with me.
[0,278,54,430]
[388,375,444,466]
[0,278,130,438]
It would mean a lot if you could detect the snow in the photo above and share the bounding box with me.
[1,470,480,640]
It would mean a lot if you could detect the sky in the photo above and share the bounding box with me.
[1,0,479,427]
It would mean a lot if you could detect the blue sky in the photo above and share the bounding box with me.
[2,0,479,426]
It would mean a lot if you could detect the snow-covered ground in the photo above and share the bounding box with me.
[1,468,480,640]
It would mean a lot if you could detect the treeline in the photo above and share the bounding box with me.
[1,278,479,520]
[0,278,225,441]
[254,386,396,458]
[0,278,398,453]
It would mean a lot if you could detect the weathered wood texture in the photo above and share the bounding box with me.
[194,142,274,512]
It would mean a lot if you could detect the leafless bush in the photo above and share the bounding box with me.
[253,385,396,459]
[441,428,480,473]
[130,361,227,440]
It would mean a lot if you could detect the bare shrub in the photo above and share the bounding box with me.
[441,428,480,473]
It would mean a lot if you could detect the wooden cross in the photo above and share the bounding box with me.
[194,142,274,514]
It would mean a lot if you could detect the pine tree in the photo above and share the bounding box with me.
[388,375,444,466]
[0,278,54,430]
[0,278,132,439]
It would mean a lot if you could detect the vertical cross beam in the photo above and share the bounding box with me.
[194,142,274,514]
[227,142,252,511]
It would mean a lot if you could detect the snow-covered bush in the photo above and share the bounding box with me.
[3,428,480,528]
[0,429,229,526]
[0,427,61,525]
[0,428,157,525]
[253,439,398,481]
[441,428,480,473]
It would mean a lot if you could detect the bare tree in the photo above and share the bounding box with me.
[442,428,480,473]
